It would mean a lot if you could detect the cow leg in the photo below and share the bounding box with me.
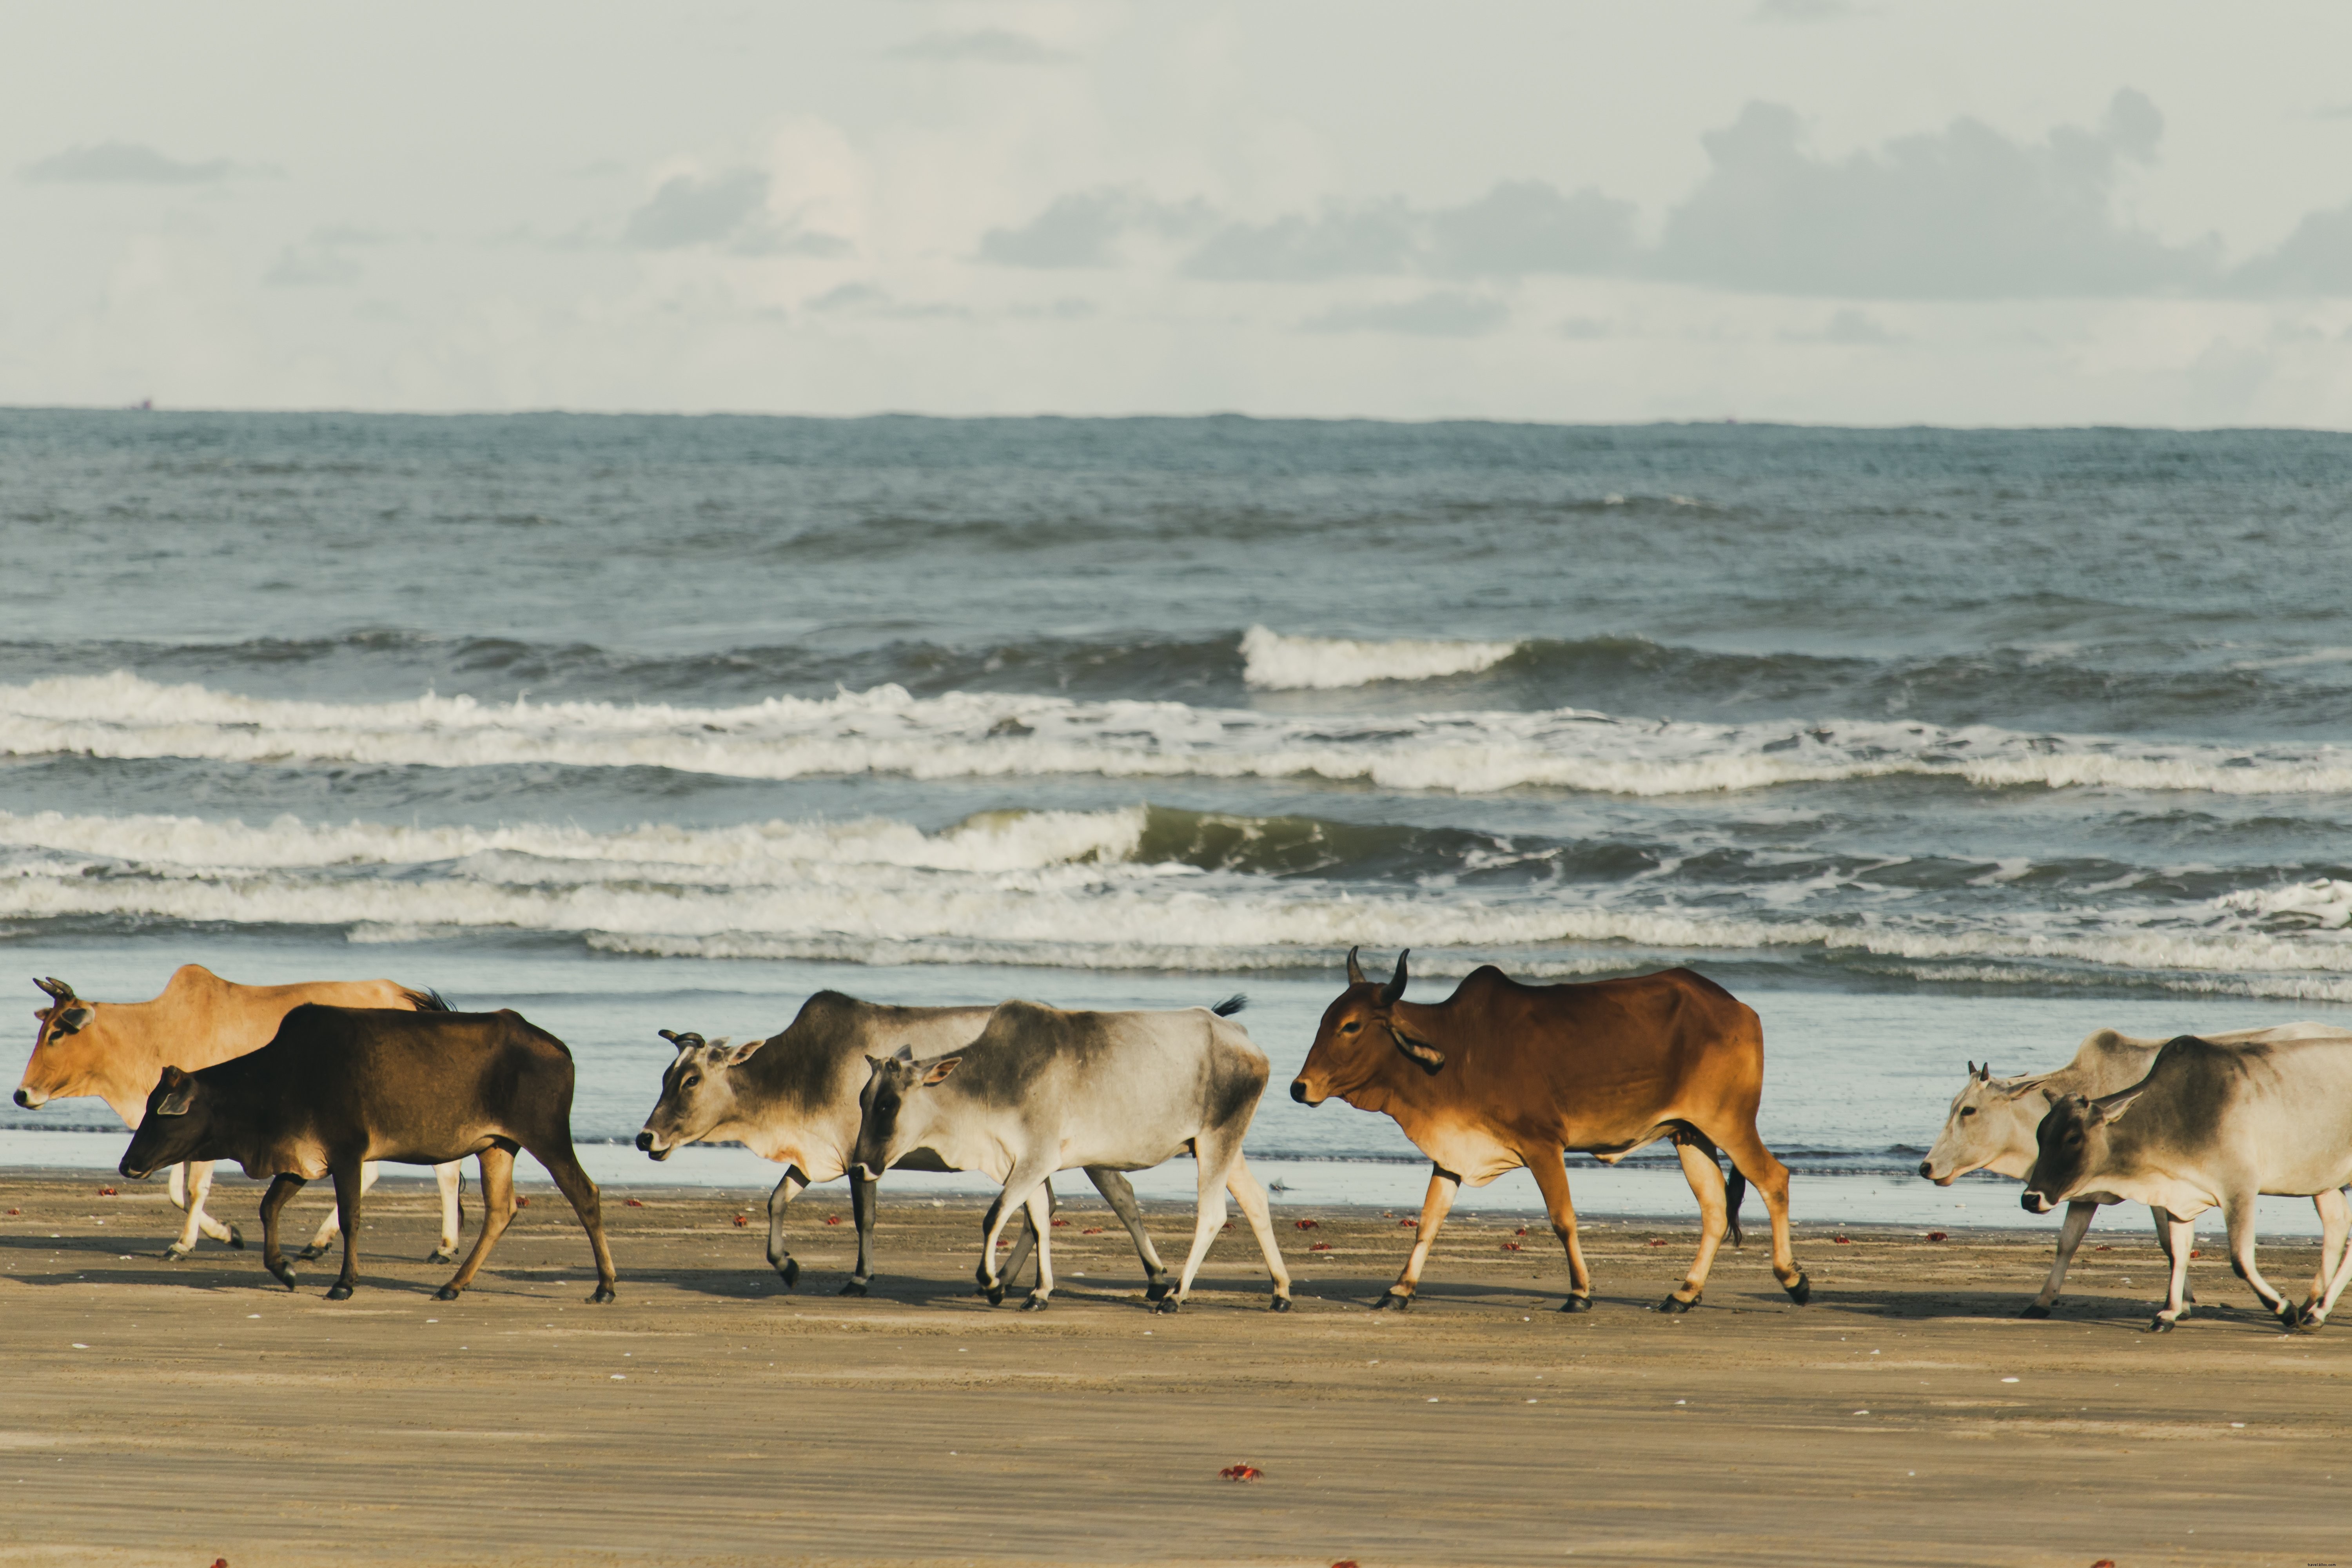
[439,1146,518,1301]
[168,1161,238,1258]
[1222,1155,1293,1311]
[2296,1188,2349,1330]
[1717,1127,1808,1304]
[302,1158,383,1260]
[998,1178,1053,1293]
[1158,1129,1251,1315]
[1372,1163,1460,1313]
[1084,1166,1171,1301]
[2153,1205,2201,1313]
[1661,1134,1729,1313]
[1019,1183,1057,1310]
[259,1174,307,1290]
[2310,1190,2352,1327]
[763,1165,808,1288]
[2020,1200,2098,1318]
[1526,1148,1593,1312]
[326,1162,365,1300]
[2149,1207,2196,1330]
[533,1140,618,1303]
[843,1170,879,1295]
[429,1161,464,1263]
[2221,1189,2294,1328]
[976,1158,1056,1307]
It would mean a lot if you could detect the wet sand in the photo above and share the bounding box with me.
[4,1171,2349,1568]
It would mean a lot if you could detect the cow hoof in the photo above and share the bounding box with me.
[1560,1294,1593,1314]
[1656,1293,1697,1314]
[1270,1295,1292,1313]
[2299,1307,2327,1332]
[2018,1303,2052,1319]
[2148,1316,2176,1333]
[1373,1291,1411,1312]
[777,1258,800,1289]
[326,1283,353,1301]
[838,1279,868,1298]
[426,1248,457,1265]
[164,1243,192,1261]
[1784,1272,1811,1306]
[589,1286,616,1304]
[434,1285,461,1302]
[1144,1279,1172,1303]
[1022,1294,1050,1312]
[1153,1296,1181,1316]
[227,1225,246,1250]
[268,1264,298,1290]
[985,1285,1005,1307]
[297,1244,329,1262]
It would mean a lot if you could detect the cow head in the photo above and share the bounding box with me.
[2019,1085,2141,1214]
[636,1029,768,1160]
[1918,1062,2049,1185]
[15,977,99,1110]
[118,1066,216,1180]
[1291,947,1438,1108]
[850,1045,961,1180]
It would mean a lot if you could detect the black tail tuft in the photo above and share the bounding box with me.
[402,987,455,1013]
[1210,993,1248,1017]
[1725,1163,1748,1249]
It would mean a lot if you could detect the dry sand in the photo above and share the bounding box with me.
[4,1171,2350,1568]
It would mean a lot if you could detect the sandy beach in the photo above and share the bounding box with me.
[4,1172,2349,1568]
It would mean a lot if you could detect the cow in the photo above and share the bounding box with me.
[849,996,1291,1314]
[635,991,1174,1298]
[117,1003,617,1304]
[1920,1021,2352,1317]
[16,967,465,1262]
[1290,950,1807,1314]
[2022,1033,2352,1333]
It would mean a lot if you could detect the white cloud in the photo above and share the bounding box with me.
[22,142,234,185]
[621,169,850,256]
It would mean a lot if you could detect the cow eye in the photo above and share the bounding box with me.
[1959,1107,1975,1118]
[682,1073,701,1089]
[1339,1021,1360,1034]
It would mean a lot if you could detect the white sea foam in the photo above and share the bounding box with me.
[11,671,2352,800]
[1240,625,1521,689]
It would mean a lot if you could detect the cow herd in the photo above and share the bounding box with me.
[15,952,2352,1335]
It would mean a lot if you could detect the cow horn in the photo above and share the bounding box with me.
[1378,949,1410,1007]
[1345,947,1367,986]
[34,976,75,1003]
[657,1029,705,1051]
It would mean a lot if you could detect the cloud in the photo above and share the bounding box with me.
[1650,91,2215,298]
[1751,0,1852,19]
[22,142,234,185]
[1185,181,1635,281]
[886,29,1070,65]
[1303,291,1509,336]
[807,282,971,321]
[2228,201,2352,295]
[263,225,390,288]
[976,188,1210,267]
[622,169,849,256]
[1782,307,1898,343]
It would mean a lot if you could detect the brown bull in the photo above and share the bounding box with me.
[1290,949,1808,1314]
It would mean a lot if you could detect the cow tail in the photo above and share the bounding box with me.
[1210,993,1248,1018]
[401,987,455,1013]
[1724,1161,1747,1249]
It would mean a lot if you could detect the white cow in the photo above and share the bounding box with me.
[851,996,1292,1314]
[1920,1022,2352,1317]
[2023,1032,2352,1332]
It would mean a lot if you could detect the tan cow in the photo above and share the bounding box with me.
[15,965,463,1261]
[1291,949,1808,1314]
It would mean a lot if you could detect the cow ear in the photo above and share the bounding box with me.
[892,1045,916,1065]
[1345,946,1367,986]
[920,1056,961,1087]
[1389,1024,1445,1074]
[53,1006,92,1035]
[2087,1088,2141,1126]
[154,1066,194,1118]
[723,1035,769,1067]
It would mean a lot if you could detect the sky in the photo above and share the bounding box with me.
[5,2,2352,425]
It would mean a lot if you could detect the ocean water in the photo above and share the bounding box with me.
[5,410,2352,1230]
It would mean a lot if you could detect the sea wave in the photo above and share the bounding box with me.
[1240,626,1521,689]
[9,671,2352,799]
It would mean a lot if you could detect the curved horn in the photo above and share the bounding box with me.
[1378,949,1410,1007]
[1345,946,1367,986]
[657,1029,706,1051]
[34,976,75,1003]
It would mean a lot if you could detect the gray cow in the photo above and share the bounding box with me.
[2023,1032,2352,1333]
[1920,1021,2352,1317]
[635,991,1174,1298]
[851,996,1292,1314]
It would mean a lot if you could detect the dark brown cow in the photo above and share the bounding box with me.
[118,1004,616,1303]
[1290,949,1808,1313]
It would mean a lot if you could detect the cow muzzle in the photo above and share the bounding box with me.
[635,1129,670,1161]
[2020,1190,2053,1215]
[1289,1080,1317,1106]
[13,1087,44,1109]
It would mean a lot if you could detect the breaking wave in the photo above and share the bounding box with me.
[1240,626,1521,689]
[10,672,2352,798]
